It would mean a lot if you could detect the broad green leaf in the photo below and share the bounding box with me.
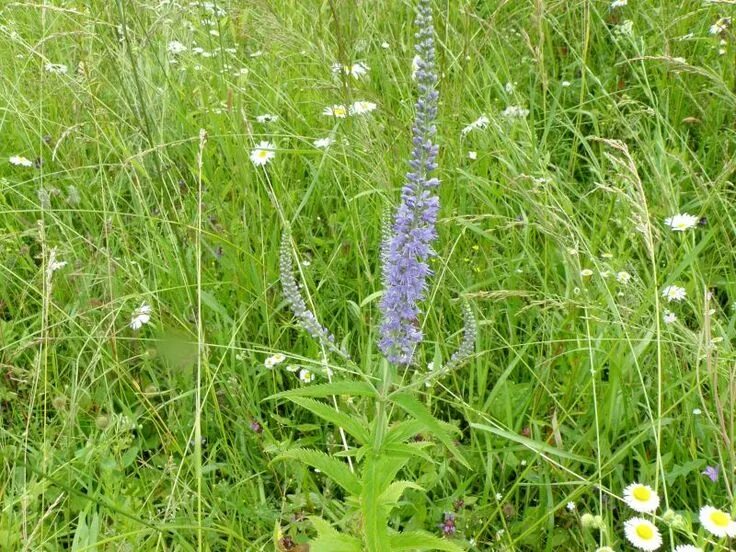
[391,393,470,468]
[309,516,363,552]
[383,442,435,463]
[288,397,370,444]
[361,453,392,552]
[470,423,594,464]
[273,448,361,495]
[378,480,423,506]
[267,381,376,401]
[389,530,466,551]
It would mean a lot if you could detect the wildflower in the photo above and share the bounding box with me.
[322,104,348,118]
[504,81,517,94]
[255,114,279,123]
[298,368,315,384]
[673,546,703,552]
[167,40,187,54]
[9,155,33,167]
[611,0,627,7]
[702,465,719,482]
[249,141,276,166]
[411,54,422,79]
[349,101,377,115]
[439,512,456,536]
[378,0,440,364]
[615,20,634,37]
[285,364,300,372]
[461,115,490,135]
[313,137,334,148]
[45,63,68,74]
[443,301,477,372]
[332,62,369,79]
[623,483,660,513]
[624,518,662,551]
[130,302,152,330]
[381,41,390,49]
[264,353,286,369]
[662,285,686,302]
[699,506,736,537]
[501,105,530,118]
[468,151,477,160]
[663,310,677,324]
[664,213,699,232]
[562,80,572,87]
[249,420,263,434]
[693,408,702,415]
[580,269,594,277]
[495,493,503,501]
[566,502,576,511]
[581,513,605,530]
[710,17,731,35]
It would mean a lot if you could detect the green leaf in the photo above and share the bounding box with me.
[287,397,370,444]
[389,531,466,551]
[378,480,423,507]
[391,393,470,468]
[309,516,363,552]
[470,423,594,464]
[273,448,361,495]
[267,381,376,401]
[361,453,392,552]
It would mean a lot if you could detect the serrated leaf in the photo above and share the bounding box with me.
[391,393,469,468]
[389,531,466,551]
[361,453,392,552]
[288,397,369,444]
[308,516,362,551]
[267,381,376,401]
[273,448,361,495]
[378,480,423,506]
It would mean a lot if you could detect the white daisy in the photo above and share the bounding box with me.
[45,63,68,75]
[693,408,702,415]
[501,105,530,119]
[249,141,276,166]
[130,302,152,330]
[322,104,348,118]
[663,310,677,324]
[461,115,490,136]
[699,505,736,538]
[611,0,627,7]
[167,40,187,55]
[662,285,687,302]
[298,368,315,384]
[580,269,594,277]
[562,80,572,87]
[381,41,390,49]
[264,353,286,369]
[566,502,576,511]
[673,546,703,552]
[624,517,662,551]
[9,155,33,167]
[313,137,335,149]
[349,101,376,115]
[255,114,279,123]
[664,213,699,232]
[468,151,477,160]
[347,62,369,78]
[285,364,300,372]
[623,483,660,513]
[616,271,632,284]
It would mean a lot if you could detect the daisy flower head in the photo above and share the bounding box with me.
[264,353,286,369]
[673,546,703,552]
[699,505,736,538]
[130,302,152,330]
[468,151,477,160]
[322,104,348,118]
[349,100,377,115]
[250,141,276,166]
[663,310,677,324]
[313,136,334,149]
[298,368,315,384]
[255,113,279,123]
[623,483,660,513]
[167,40,187,55]
[347,62,369,78]
[566,502,576,511]
[611,0,627,7]
[662,285,686,302]
[9,155,33,167]
[624,517,662,551]
[461,115,490,136]
[665,213,699,232]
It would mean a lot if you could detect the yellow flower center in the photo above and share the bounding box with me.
[710,510,730,527]
[257,150,269,158]
[635,524,653,540]
[335,107,346,116]
[632,486,651,502]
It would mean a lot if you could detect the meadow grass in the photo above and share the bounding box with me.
[1,0,736,550]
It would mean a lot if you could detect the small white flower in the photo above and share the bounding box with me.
[130,302,152,330]
[255,114,278,123]
[693,408,702,415]
[501,105,530,119]
[495,493,503,501]
[349,101,376,115]
[624,517,663,551]
[167,40,187,55]
[611,0,627,7]
[504,81,516,94]
[249,50,263,58]
[673,546,703,552]
[468,151,477,160]
[285,364,300,372]
[209,29,219,36]
[249,141,276,166]
[663,310,677,324]
[580,269,594,277]
[381,41,390,49]
[623,483,660,513]
[411,54,422,80]
[710,17,731,35]
[313,137,335,149]
[45,63,68,75]
[566,502,576,511]
[264,353,286,369]
[322,104,348,118]
[347,62,369,78]
[9,155,33,167]
[461,115,490,135]
[699,505,736,538]
[298,368,315,384]
[616,271,632,284]
[562,80,572,87]
[664,213,699,232]
[662,285,687,302]
[615,20,634,37]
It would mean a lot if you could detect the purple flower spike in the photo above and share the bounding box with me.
[702,465,719,483]
[439,512,456,536]
[379,0,440,365]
